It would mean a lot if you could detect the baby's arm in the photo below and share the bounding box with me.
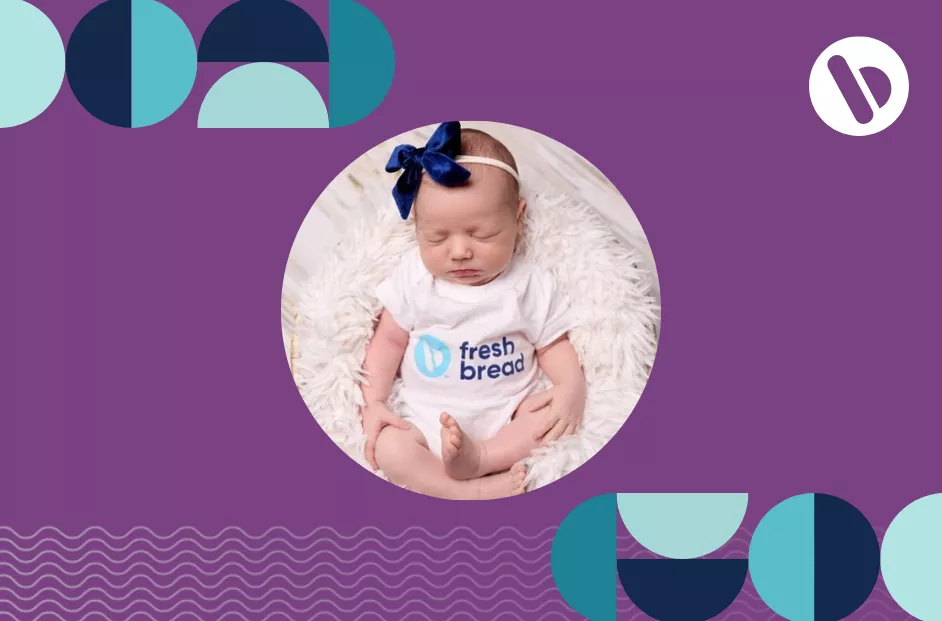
[533,335,587,444]
[360,309,411,469]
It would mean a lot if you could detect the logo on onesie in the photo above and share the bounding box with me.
[414,335,526,380]
[414,335,451,378]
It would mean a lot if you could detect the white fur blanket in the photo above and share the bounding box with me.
[290,192,659,491]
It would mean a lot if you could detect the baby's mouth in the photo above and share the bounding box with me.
[449,269,480,279]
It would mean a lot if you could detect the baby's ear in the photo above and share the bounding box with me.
[516,198,527,222]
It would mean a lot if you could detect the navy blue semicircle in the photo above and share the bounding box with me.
[814,493,880,621]
[66,0,132,128]
[198,0,329,62]
[617,559,748,621]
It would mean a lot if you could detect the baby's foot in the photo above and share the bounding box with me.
[473,463,529,500]
[509,462,528,496]
[440,412,483,480]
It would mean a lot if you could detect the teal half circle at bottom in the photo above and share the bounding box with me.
[551,493,616,621]
[198,63,328,128]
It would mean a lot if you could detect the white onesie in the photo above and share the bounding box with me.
[375,248,576,457]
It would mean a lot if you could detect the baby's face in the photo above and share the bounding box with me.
[413,168,524,286]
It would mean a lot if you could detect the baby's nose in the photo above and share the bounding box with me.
[450,237,473,259]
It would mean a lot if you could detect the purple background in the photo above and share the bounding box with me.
[2,0,940,536]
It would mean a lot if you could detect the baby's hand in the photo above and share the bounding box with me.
[362,402,410,471]
[531,381,586,446]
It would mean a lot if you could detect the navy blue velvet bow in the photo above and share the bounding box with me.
[385,121,471,219]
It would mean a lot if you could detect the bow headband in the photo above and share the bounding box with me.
[385,121,521,220]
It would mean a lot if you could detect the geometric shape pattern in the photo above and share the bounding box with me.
[748,493,879,621]
[197,0,328,62]
[617,559,748,621]
[881,493,942,621]
[328,0,395,127]
[197,63,328,128]
[617,493,748,559]
[65,0,196,128]
[551,494,617,621]
[0,0,65,128]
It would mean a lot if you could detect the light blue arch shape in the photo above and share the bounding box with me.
[882,493,942,621]
[131,0,197,128]
[0,0,65,128]
[198,62,328,128]
[328,0,394,127]
[748,493,814,621]
[551,494,617,621]
[617,493,748,559]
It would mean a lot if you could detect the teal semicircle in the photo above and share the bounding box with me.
[328,0,394,127]
[748,493,814,621]
[551,494,617,621]
[131,0,196,128]
[198,63,328,128]
[617,493,748,559]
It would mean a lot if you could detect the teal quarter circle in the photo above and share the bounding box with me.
[748,493,815,621]
[616,493,748,559]
[198,63,329,128]
[131,0,196,128]
[328,0,394,127]
[0,0,65,128]
[882,493,942,621]
[551,494,617,621]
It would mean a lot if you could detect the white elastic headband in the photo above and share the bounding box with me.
[421,155,521,184]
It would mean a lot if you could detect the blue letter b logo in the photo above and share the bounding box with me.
[415,335,450,378]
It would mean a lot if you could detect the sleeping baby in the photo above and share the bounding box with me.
[358,122,587,500]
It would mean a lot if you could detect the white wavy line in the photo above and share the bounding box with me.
[0,546,549,567]
[0,534,550,555]
[0,594,571,615]
[0,559,544,578]
[0,610,576,621]
[0,525,556,542]
[718,611,779,621]
[0,565,554,591]
[0,585,563,605]
[856,597,906,613]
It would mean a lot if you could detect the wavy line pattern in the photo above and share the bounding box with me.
[0,525,913,621]
[1,526,581,621]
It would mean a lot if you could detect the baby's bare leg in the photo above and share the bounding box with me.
[441,404,548,480]
[375,424,526,500]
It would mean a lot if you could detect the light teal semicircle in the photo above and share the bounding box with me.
[882,493,942,621]
[617,493,748,559]
[0,0,65,128]
[328,0,394,127]
[198,63,328,128]
[131,0,197,128]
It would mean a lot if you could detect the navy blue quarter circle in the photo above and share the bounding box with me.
[66,0,132,128]
[198,0,329,62]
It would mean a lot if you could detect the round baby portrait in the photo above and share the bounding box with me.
[282,121,660,500]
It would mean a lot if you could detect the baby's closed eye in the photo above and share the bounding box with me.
[473,231,500,240]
